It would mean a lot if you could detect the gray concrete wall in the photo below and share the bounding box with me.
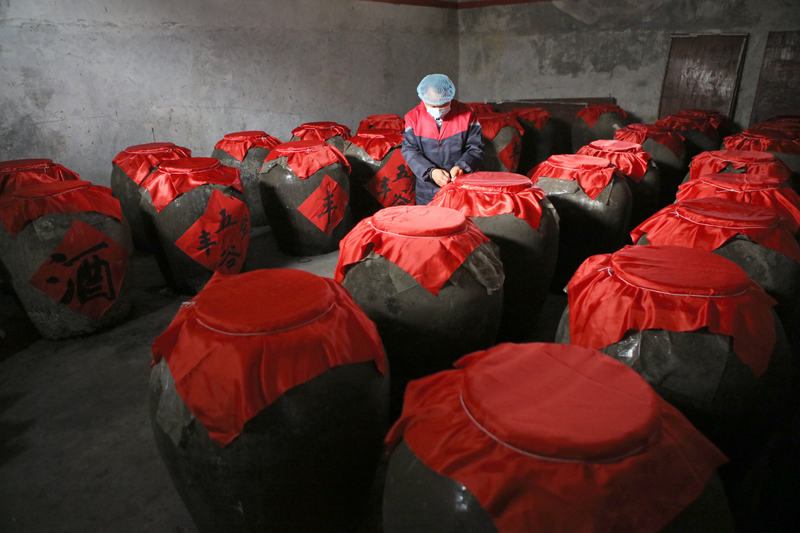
[457,0,800,129]
[0,0,458,185]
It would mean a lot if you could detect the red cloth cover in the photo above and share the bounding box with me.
[263,140,351,180]
[508,107,551,130]
[675,173,800,233]
[429,172,544,231]
[297,174,349,235]
[291,121,352,142]
[139,157,243,213]
[28,219,129,319]
[357,114,404,134]
[111,142,192,186]
[631,198,800,265]
[689,150,791,182]
[386,342,727,533]
[466,102,496,114]
[363,149,416,208]
[655,115,719,138]
[476,112,524,140]
[568,245,777,377]
[762,115,800,125]
[528,154,620,200]
[575,104,628,127]
[0,181,122,237]
[672,109,727,130]
[151,269,386,447]
[615,123,685,159]
[724,128,800,155]
[335,205,489,296]
[0,159,81,199]
[576,140,651,182]
[346,130,404,161]
[213,131,281,162]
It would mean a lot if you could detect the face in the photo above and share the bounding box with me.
[424,100,451,110]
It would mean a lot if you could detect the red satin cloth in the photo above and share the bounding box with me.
[575,104,628,127]
[724,128,800,155]
[112,142,192,186]
[139,157,243,213]
[298,175,349,235]
[346,129,404,161]
[631,198,800,265]
[655,115,720,138]
[213,131,281,162]
[689,150,791,182]
[568,245,777,377]
[576,140,651,182]
[615,123,685,159]
[263,141,351,180]
[291,121,352,142]
[0,158,81,199]
[151,269,386,447]
[466,102,496,114]
[0,181,122,237]
[476,112,524,140]
[335,205,489,296]
[357,114,404,134]
[386,342,727,533]
[675,173,800,233]
[673,109,728,129]
[528,154,619,200]
[429,172,545,231]
[507,107,551,130]
[364,150,416,208]
[762,115,800,125]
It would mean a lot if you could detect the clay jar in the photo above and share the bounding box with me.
[210,131,281,228]
[724,124,800,179]
[571,104,629,152]
[383,343,733,533]
[508,107,555,175]
[258,140,355,256]
[149,269,389,533]
[139,157,249,294]
[683,150,794,190]
[476,112,525,173]
[429,172,558,342]
[110,142,192,251]
[335,205,504,417]
[0,181,133,339]
[290,121,352,153]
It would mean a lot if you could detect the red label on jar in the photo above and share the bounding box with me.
[298,174,348,235]
[498,134,522,172]
[365,150,415,207]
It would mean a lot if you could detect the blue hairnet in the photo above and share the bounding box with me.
[416,74,455,106]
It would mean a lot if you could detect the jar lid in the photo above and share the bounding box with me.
[587,139,643,153]
[675,197,781,229]
[159,157,221,174]
[371,205,468,237]
[545,154,615,171]
[271,140,328,155]
[698,172,785,191]
[356,128,401,139]
[123,142,178,154]
[704,150,777,164]
[455,172,532,193]
[222,131,269,141]
[0,158,53,171]
[12,180,93,199]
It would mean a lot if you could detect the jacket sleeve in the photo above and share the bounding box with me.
[402,125,437,183]
[456,112,484,173]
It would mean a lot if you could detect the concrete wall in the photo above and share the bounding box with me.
[0,0,458,185]
[457,0,800,129]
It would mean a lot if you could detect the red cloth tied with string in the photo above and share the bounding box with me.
[291,121,352,142]
[675,173,800,233]
[335,205,489,296]
[386,342,727,533]
[576,140,651,182]
[689,150,791,182]
[112,142,192,186]
[508,107,551,130]
[139,157,243,213]
[0,159,81,199]
[466,102,496,114]
[0,181,122,237]
[655,115,720,139]
[615,123,686,159]
[672,109,727,129]
[568,245,777,377]
[631,198,800,265]
[151,269,386,447]
[724,128,800,155]
[346,130,404,161]
[575,104,628,127]
[429,172,544,231]
[357,114,404,134]
[263,141,351,180]
[528,154,620,200]
[476,112,524,140]
[213,131,281,162]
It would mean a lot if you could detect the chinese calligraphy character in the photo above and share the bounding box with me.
[376,176,392,201]
[216,208,237,233]
[392,193,412,206]
[317,190,339,225]
[219,245,241,269]
[393,165,413,183]
[44,241,116,304]
[239,216,249,240]
[196,230,218,257]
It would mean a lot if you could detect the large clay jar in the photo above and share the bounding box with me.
[384,342,733,533]
[555,245,792,504]
[577,139,660,229]
[430,172,558,342]
[684,149,793,189]
[508,107,554,175]
[0,181,133,339]
[110,142,192,251]
[529,154,632,287]
[335,205,504,417]
[616,123,688,207]
[357,114,404,134]
[343,129,415,220]
[290,121,352,153]
[150,269,389,533]
[476,112,524,173]
[571,104,629,152]
[656,110,727,159]
[0,158,80,199]
[139,157,249,294]
[258,140,355,256]
[210,131,281,228]
[724,124,800,178]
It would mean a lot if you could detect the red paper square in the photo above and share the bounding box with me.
[297,174,348,235]
[29,219,130,320]
[175,189,250,274]
[498,133,522,172]
[365,150,415,208]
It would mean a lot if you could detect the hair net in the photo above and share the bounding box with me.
[417,74,456,106]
